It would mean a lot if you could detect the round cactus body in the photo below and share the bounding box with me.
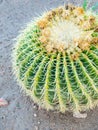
[13,3,98,113]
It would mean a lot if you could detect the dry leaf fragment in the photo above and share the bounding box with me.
[0,98,8,107]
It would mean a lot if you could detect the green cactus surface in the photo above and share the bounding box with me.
[13,3,98,113]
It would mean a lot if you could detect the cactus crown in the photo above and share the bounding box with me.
[13,3,98,113]
[38,5,97,54]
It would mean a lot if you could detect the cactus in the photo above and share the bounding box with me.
[13,2,98,114]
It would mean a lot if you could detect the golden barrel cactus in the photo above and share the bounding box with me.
[13,1,98,116]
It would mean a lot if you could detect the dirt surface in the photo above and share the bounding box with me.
[0,0,98,130]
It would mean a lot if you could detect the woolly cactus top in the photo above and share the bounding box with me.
[13,3,98,114]
[38,5,98,54]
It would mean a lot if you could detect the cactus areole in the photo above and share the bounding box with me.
[13,4,98,114]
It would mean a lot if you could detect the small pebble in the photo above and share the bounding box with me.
[35,126,39,130]
[34,113,37,117]
[73,111,87,118]
[33,104,37,109]
[38,121,40,124]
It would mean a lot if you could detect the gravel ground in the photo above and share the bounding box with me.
[0,0,98,130]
